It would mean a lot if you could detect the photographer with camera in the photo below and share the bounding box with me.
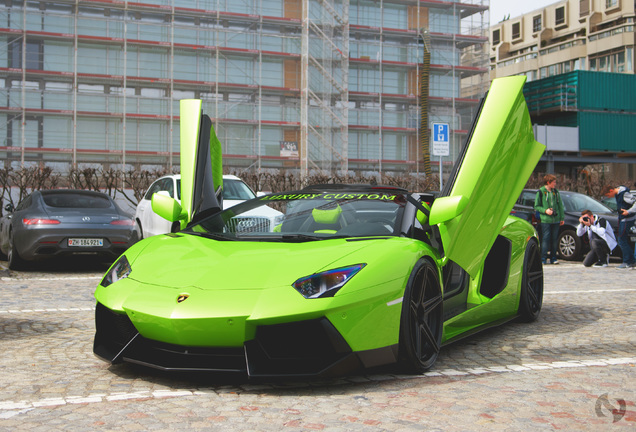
[577,210,617,267]
[602,185,636,269]
[535,174,565,265]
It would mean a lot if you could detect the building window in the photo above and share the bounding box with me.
[555,6,566,26]
[614,51,625,72]
[590,49,630,73]
[8,40,43,70]
[533,15,542,32]
[492,29,501,44]
[579,0,590,17]
[512,22,521,40]
[605,0,618,9]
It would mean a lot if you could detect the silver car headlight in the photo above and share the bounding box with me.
[101,255,132,287]
[292,264,366,299]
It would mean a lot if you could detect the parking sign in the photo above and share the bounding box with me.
[432,123,449,156]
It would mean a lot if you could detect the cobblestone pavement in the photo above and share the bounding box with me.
[0,259,635,431]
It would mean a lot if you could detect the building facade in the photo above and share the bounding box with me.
[0,0,490,178]
[490,0,634,81]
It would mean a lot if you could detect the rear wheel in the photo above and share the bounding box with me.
[7,230,27,271]
[557,229,581,260]
[518,238,544,322]
[398,258,443,373]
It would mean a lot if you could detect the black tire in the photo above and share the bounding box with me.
[136,219,144,239]
[557,229,581,261]
[7,230,27,271]
[518,238,544,322]
[398,258,443,373]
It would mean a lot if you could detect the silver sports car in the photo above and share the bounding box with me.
[1,189,139,270]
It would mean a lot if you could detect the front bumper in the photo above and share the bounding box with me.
[93,302,397,378]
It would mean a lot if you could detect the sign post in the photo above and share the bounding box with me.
[432,122,449,191]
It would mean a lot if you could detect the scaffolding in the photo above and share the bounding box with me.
[0,0,490,178]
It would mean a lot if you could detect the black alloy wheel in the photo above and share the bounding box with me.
[399,258,443,373]
[518,238,544,322]
[7,230,27,271]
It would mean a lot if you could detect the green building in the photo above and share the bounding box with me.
[524,70,636,177]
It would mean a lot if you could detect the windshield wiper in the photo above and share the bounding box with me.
[281,234,326,242]
[184,231,235,241]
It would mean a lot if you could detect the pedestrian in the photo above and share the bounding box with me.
[602,185,636,269]
[534,174,565,265]
[577,210,617,267]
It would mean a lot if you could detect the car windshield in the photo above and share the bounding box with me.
[561,192,612,213]
[183,190,407,242]
[42,192,112,208]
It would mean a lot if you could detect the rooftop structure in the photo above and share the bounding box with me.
[490,0,634,81]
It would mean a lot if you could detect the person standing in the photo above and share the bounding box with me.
[602,185,636,269]
[577,210,617,267]
[535,174,565,265]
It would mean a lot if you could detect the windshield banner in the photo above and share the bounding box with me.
[260,192,400,201]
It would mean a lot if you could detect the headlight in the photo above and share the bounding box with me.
[101,255,132,287]
[292,264,366,299]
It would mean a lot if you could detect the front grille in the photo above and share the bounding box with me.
[94,303,139,362]
[226,216,270,233]
[94,303,246,372]
[245,318,358,377]
[94,305,360,377]
[123,339,246,372]
[95,302,138,344]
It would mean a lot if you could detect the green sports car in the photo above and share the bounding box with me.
[93,76,546,377]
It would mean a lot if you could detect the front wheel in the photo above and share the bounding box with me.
[518,238,544,322]
[557,229,581,261]
[398,258,443,373]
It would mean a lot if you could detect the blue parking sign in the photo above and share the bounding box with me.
[432,122,449,156]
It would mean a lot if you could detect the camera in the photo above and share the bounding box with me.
[582,216,590,222]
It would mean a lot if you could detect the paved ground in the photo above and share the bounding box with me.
[0,258,635,431]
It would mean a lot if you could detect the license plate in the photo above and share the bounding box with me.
[68,238,103,247]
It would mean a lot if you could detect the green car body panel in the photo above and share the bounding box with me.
[95,235,437,351]
[94,76,545,377]
[430,77,545,278]
[153,99,224,228]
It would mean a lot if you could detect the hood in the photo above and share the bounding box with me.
[127,234,378,290]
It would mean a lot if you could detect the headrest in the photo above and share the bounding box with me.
[416,201,431,225]
[312,205,342,224]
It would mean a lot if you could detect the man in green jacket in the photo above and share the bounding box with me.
[534,174,565,264]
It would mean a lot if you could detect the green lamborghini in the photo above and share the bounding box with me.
[93,76,546,377]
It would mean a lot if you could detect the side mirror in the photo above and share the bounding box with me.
[4,203,14,213]
[428,195,468,225]
[151,193,183,223]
